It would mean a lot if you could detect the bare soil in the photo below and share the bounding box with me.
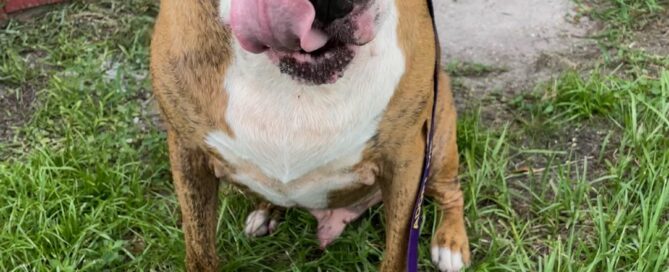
[0,83,37,144]
[436,0,598,98]
[631,11,669,72]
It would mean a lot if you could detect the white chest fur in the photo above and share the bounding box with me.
[206,5,404,208]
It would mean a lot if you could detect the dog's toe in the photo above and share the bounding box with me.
[244,209,275,237]
[431,246,465,272]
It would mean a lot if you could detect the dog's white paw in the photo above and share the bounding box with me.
[244,209,277,237]
[431,246,465,272]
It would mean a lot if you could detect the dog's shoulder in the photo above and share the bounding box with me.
[150,1,234,141]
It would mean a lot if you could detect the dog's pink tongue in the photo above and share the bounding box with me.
[230,0,328,53]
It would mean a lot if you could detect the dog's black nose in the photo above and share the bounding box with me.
[309,0,354,25]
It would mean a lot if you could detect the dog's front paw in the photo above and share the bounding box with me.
[430,225,470,272]
[431,246,467,272]
[244,209,278,237]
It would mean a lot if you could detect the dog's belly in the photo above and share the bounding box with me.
[222,160,378,208]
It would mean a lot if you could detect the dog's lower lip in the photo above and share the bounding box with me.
[270,40,356,85]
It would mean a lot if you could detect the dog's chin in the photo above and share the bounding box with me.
[268,24,379,86]
[267,40,358,85]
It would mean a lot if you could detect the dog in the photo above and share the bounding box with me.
[150,0,470,271]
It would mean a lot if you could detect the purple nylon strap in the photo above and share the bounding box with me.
[406,0,440,271]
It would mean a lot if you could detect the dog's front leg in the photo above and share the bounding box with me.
[426,72,470,272]
[168,130,220,271]
[379,134,425,272]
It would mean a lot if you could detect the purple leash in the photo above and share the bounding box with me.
[406,0,440,271]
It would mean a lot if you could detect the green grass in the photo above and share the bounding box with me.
[445,61,508,78]
[1,0,668,271]
[582,0,666,27]
[466,70,669,271]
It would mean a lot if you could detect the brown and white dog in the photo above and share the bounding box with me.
[150,0,469,271]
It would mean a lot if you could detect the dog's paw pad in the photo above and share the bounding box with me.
[431,246,465,272]
[244,210,275,237]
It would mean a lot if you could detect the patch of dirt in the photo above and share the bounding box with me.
[510,118,619,176]
[436,0,599,100]
[0,83,37,144]
[631,10,669,58]
[1,49,49,147]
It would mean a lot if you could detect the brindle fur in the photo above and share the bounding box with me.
[150,0,470,271]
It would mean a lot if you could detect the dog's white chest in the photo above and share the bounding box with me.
[205,8,403,208]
